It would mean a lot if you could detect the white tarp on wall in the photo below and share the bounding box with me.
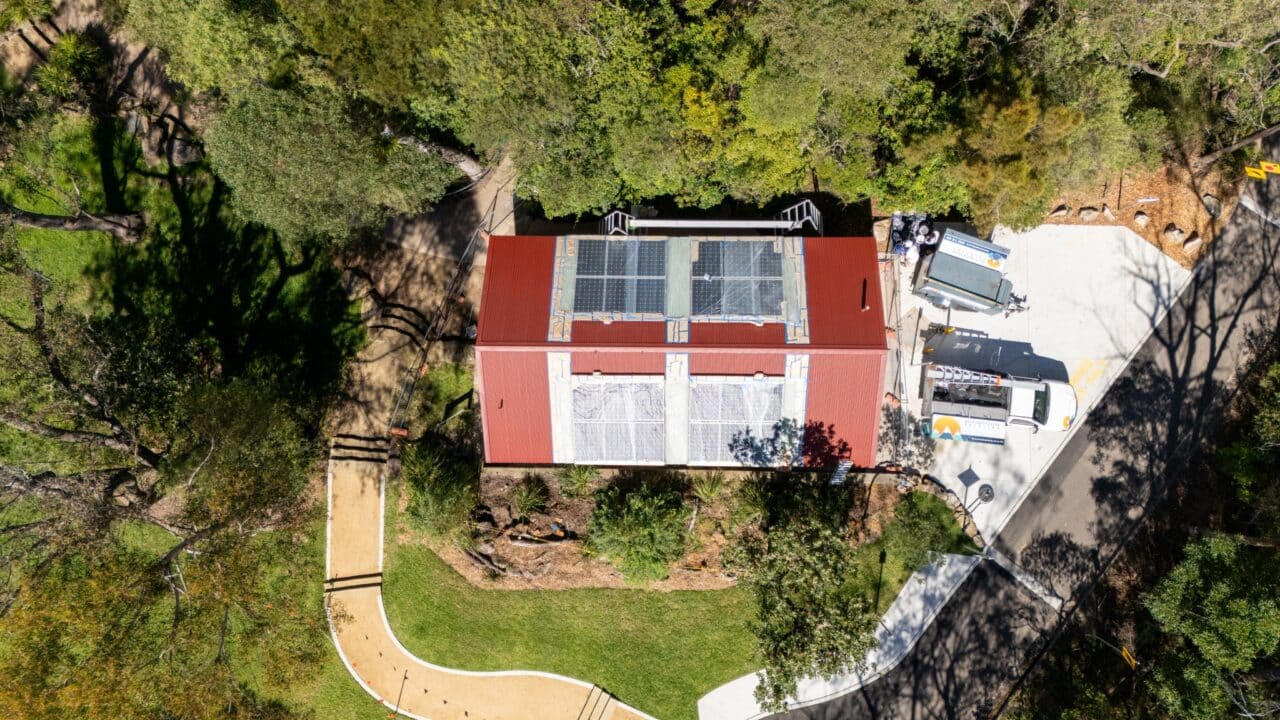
[570,376,666,464]
[688,377,784,464]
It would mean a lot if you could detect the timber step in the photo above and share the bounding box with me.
[577,686,616,720]
[323,572,383,593]
[328,435,390,465]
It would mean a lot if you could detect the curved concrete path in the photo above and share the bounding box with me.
[326,456,651,720]
[324,163,652,720]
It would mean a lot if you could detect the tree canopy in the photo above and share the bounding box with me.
[99,0,1280,230]
[204,84,460,241]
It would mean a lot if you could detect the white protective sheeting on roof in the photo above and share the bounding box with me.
[688,377,784,465]
[571,376,666,464]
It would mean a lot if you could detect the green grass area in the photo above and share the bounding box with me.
[298,475,975,720]
[381,478,754,720]
[383,542,756,720]
[0,115,146,317]
[853,492,979,613]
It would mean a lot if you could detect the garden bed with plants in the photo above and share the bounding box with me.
[383,361,979,716]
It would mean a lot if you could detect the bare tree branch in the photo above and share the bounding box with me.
[0,411,140,456]
[381,126,488,182]
[1,202,145,243]
[25,281,163,468]
[1197,119,1280,169]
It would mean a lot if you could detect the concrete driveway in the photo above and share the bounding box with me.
[778,155,1280,720]
[898,224,1191,541]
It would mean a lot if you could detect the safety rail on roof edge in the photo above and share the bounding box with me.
[597,200,823,237]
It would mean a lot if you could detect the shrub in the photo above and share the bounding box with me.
[401,442,479,542]
[511,473,549,518]
[34,32,104,101]
[728,477,766,530]
[557,464,599,499]
[882,492,975,569]
[691,471,725,505]
[587,483,690,582]
[419,364,475,429]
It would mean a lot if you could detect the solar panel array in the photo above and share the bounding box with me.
[691,241,784,317]
[573,239,666,314]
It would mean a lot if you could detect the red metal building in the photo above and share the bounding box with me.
[475,234,887,468]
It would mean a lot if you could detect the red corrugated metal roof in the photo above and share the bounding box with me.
[477,235,889,467]
[571,350,666,375]
[804,237,887,348]
[571,321,666,345]
[688,322,786,346]
[475,349,553,464]
[477,236,556,345]
[805,351,886,467]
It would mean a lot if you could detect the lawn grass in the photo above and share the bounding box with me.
[0,114,138,317]
[381,478,755,720]
[384,546,756,720]
[359,478,974,720]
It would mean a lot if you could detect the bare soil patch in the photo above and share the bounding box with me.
[1045,163,1242,269]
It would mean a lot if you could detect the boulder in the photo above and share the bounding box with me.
[1049,204,1070,217]
[1183,232,1204,255]
[1101,204,1116,222]
[1163,223,1186,243]
[1078,206,1099,221]
[1134,211,1150,228]
[1201,193,1221,218]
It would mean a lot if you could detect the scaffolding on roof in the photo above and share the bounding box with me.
[600,199,823,237]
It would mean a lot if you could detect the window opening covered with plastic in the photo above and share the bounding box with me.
[571,378,665,463]
[573,239,667,314]
[688,378,784,464]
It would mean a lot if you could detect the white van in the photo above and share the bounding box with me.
[922,365,1078,444]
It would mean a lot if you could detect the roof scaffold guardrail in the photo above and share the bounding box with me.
[599,199,823,237]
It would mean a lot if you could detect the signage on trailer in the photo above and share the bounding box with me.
[935,232,1009,272]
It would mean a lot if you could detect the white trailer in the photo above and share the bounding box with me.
[921,365,1078,444]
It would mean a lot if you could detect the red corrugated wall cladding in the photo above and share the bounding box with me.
[804,237,887,348]
[805,352,886,467]
[477,236,556,345]
[688,351,786,376]
[475,350,553,464]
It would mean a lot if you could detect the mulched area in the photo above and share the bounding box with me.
[421,468,917,593]
[1044,162,1242,269]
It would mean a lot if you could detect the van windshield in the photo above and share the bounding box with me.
[1033,388,1049,425]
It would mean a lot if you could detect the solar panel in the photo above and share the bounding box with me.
[574,240,666,315]
[691,240,784,318]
